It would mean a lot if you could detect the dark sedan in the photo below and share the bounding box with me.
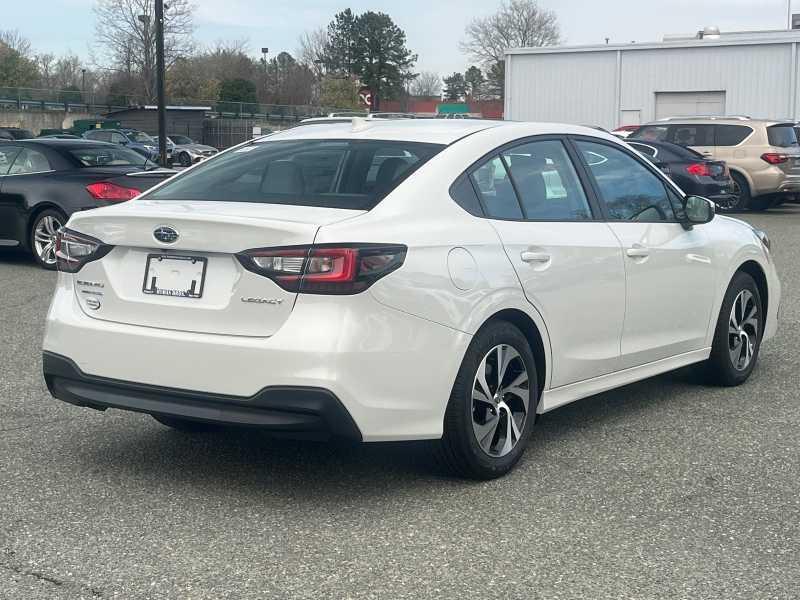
[626,139,738,210]
[0,139,175,268]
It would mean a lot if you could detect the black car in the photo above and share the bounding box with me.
[626,139,738,210]
[0,139,175,268]
[0,127,34,141]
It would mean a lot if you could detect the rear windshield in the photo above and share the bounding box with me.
[70,146,151,168]
[148,139,444,210]
[767,125,798,148]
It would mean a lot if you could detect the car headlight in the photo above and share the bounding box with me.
[755,229,771,252]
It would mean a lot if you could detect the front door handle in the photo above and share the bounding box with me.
[625,245,650,258]
[520,251,551,263]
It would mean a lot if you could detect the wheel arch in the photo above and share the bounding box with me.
[26,202,67,250]
[481,308,548,400]
[737,259,769,317]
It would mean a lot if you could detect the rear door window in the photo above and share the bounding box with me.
[767,125,799,148]
[148,139,443,210]
[668,124,714,147]
[501,140,592,220]
[0,146,22,175]
[715,125,752,146]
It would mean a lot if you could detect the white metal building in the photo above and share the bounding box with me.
[504,30,800,130]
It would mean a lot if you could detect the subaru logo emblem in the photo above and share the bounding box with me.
[153,226,179,244]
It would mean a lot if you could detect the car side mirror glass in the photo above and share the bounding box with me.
[684,195,715,224]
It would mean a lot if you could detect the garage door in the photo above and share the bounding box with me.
[655,91,726,120]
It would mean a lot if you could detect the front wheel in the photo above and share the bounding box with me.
[435,321,538,479]
[30,209,66,270]
[702,271,763,386]
[179,152,192,167]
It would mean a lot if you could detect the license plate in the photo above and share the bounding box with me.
[142,254,207,298]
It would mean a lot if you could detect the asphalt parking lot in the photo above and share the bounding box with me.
[1,208,798,600]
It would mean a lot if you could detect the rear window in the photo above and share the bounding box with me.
[69,146,150,168]
[148,139,444,210]
[767,125,798,148]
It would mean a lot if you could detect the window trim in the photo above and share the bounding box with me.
[450,134,603,223]
[568,135,685,225]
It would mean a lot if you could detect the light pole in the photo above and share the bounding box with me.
[261,47,269,103]
[81,69,86,103]
[155,0,167,167]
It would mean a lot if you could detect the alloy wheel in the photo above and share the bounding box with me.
[33,214,63,266]
[471,344,530,457]
[728,289,758,371]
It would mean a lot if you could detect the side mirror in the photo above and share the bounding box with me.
[684,195,715,225]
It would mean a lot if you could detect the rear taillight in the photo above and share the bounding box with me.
[55,228,112,273]
[761,153,789,165]
[237,244,407,294]
[685,163,711,177]
[86,181,141,201]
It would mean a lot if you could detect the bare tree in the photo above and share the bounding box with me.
[298,27,328,79]
[0,30,33,57]
[460,0,560,67]
[93,0,195,101]
[410,71,441,97]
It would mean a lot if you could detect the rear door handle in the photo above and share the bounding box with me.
[520,251,551,263]
[625,245,650,258]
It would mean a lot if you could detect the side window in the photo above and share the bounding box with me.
[469,156,523,219]
[576,140,676,222]
[450,175,483,216]
[715,125,752,147]
[0,146,22,175]
[502,140,592,220]
[633,125,668,142]
[110,132,127,144]
[668,124,714,147]
[628,142,657,157]
[8,148,52,175]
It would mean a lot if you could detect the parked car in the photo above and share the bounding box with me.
[0,139,174,268]
[631,117,800,211]
[83,128,160,162]
[0,127,34,140]
[627,139,737,210]
[156,135,219,167]
[612,125,640,138]
[37,134,82,140]
[42,121,780,479]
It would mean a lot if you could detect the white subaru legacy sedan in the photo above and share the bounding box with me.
[43,119,780,479]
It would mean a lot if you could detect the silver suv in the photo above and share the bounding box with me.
[632,117,800,210]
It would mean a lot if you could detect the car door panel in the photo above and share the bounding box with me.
[471,138,627,388]
[574,137,718,368]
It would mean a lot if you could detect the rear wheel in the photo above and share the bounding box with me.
[702,271,763,386]
[30,209,65,270]
[152,414,222,432]
[436,321,538,480]
[728,172,751,212]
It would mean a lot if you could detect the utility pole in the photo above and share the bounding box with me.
[155,0,167,167]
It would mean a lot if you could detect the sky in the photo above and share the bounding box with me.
[4,0,798,75]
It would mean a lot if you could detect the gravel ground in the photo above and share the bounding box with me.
[1,208,798,599]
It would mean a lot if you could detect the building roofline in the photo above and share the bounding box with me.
[505,32,800,56]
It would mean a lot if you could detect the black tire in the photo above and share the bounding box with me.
[728,172,751,212]
[152,414,222,432]
[435,321,538,480]
[702,271,763,386]
[29,209,66,270]
[179,152,192,167]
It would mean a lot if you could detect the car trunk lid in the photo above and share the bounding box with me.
[67,200,364,337]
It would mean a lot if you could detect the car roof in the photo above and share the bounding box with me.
[262,119,621,146]
[6,138,121,150]
[643,117,791,126]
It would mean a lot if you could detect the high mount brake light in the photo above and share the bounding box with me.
[55,228,112,273]
[761,153,789,165]
[236,244,407,294]
[685,163,711,177]
[86,181,141,201]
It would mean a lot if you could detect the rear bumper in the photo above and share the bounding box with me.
[43,274,471,441]
[43,352,361,440]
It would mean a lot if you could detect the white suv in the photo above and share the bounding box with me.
[43,120,780,479]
